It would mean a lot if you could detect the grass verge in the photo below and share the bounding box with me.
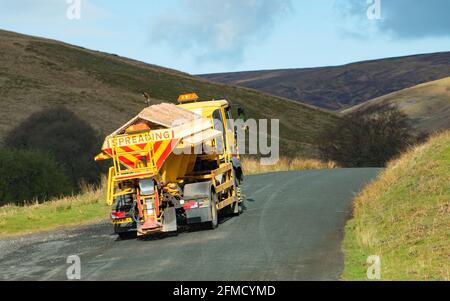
[342,131,450,280]
[0,184,108,238]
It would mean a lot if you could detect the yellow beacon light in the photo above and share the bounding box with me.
[178,93,199,104]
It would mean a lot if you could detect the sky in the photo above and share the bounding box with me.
[0,0,449,74]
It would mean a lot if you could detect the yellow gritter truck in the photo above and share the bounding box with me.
[95,93,244,238]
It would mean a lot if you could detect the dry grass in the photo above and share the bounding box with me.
[242,157,338,175]
[342,131,450,280]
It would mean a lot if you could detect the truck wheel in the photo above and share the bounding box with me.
[208,192,218,229]
[232,169,243,216]
[237,198,244,215]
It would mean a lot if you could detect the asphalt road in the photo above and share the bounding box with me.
[0,169,380,281]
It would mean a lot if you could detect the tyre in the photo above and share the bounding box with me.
[237,197,244,215]
[221,170,243,217]
[232,169,243,216]
[207,192,219,229]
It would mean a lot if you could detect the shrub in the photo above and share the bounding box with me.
[4,106,106,190]
[319,105,414,167]
[0,148,72,206]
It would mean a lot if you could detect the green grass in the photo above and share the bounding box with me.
[0,185,108,238]
[342,131,450,280]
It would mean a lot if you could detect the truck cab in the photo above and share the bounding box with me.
[178,97,239,163]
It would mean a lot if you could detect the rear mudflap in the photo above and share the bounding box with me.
[136,207,178,235]
[162,207,177,232]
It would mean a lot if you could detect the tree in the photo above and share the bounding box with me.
[4,106,106,190]
[319,104,414,167]
[0,148,71,206]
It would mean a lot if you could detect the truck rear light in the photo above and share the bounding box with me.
[111,211,127,219]
[183,200,199,210]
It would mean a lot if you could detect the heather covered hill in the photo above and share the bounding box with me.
[0,29,338,158]
[201,52,450,111]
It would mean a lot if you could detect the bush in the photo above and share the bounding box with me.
[319,105,414,167]
[0,148,72,206]
[4,106,106,190]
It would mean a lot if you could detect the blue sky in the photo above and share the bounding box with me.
[0,0,449,74]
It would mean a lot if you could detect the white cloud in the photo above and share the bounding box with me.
[337,0,450,39]
[149,0,293,64]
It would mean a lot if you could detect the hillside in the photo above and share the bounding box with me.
[200,52,450,111]
[342,131,450,280]
[343,77,450,134]
[0,29,338,158]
